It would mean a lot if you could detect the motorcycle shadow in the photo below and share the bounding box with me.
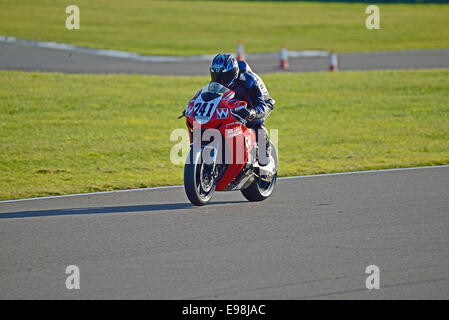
[0,200,249,219]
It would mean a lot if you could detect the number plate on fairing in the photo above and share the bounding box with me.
[193,95,222,124]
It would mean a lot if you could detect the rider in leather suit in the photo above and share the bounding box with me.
[209,53,275,166]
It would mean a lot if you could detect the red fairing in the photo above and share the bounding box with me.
[185,89,202,143]
[184,87,255,191]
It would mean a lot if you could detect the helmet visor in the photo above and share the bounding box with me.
[210,69,237,87]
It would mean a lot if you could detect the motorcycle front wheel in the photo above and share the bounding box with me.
[184,149,216,206]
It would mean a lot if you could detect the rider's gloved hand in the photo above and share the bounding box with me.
[233,107,256,121]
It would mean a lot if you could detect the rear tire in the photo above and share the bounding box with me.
[241,142,277,202]
[184,149,216,206]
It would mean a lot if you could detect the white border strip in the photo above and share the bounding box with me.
[0,165,448,204]
[0,35,328,62]
[278,164,449,180]
[0,185,183,204]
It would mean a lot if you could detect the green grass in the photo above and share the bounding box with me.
[1,69,448,200]
[0,1,448,55]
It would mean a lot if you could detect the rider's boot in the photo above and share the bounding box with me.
[257,125,271,167]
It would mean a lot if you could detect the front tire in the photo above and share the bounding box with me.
[184,149,216,206]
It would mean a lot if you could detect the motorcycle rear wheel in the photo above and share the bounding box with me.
[241,142,277,202]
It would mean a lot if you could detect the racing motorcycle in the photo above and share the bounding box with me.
[180,81,277,206]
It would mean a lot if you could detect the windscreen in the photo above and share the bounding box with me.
[201,81,230,95]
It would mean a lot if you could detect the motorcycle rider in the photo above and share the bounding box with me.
[209,53,275,166]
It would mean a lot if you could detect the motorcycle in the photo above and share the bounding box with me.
[180,81,277,206]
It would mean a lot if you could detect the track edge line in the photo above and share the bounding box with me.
[1,164,448,204]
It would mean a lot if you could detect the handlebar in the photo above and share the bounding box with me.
[230,110,247,125]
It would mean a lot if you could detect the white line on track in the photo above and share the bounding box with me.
[0,35,328,62]
[0,164,448,204]
[277,164,449,180]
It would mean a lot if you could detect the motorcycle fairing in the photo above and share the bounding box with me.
[185,82,256,191]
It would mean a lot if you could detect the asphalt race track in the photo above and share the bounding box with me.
[1,166,448,299]
[1,38,449,299]
[1,41,449,75]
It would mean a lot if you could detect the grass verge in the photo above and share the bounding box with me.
[0,1,448,55]
[0,69,448,200]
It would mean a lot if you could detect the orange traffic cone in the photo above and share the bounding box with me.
[279,44,289,70]
[329,50,338,71]
[236,40,245,61]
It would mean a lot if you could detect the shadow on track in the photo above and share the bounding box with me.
[0,200,248,219]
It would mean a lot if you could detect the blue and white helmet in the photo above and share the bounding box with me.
[210,53,239,88]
